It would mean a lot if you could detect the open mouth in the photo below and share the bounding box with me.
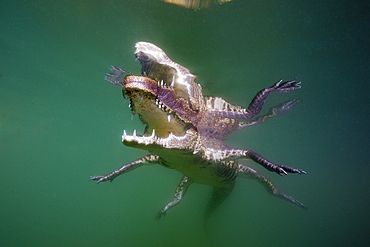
[105,67,194,139]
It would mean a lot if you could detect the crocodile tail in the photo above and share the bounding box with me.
[204,184,235,233]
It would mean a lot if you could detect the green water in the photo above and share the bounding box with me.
[1,0,369,246]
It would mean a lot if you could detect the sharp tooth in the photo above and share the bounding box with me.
[161,80,164,87]
[151,129,155,138]
[157,81,160,86]
[170,75,175,87]
[133,129,136,136]
[123,130,127,137]
[167,114,171,122]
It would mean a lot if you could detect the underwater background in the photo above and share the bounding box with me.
[1,0,369,246]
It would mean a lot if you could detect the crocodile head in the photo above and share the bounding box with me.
[105,42,203,152]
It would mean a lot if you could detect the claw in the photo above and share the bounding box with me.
[156,210,166,220]
[270,79,301,93]
[298,169,307,175]
[89,175,114,184]
[273,79,283,88]
[279,168,288,176]
[89,175,104,183]
[278,165,307,175]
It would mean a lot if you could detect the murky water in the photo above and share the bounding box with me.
[1,1,369,246]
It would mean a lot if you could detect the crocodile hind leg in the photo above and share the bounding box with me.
[89,154,159,184]
[238,164,306,209]
[156,175,193,220]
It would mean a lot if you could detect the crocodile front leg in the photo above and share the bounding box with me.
[211,79,301,120]
[245,79,301,119]
[205,148,306,176]
[156,175,193,220]
[238,99,301,129]
[89,154,159,183]
[238,164,306,209]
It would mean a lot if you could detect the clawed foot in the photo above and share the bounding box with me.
[89,175,115,184]
[270,79,301,93]
[155,209,166,220]
[273,164,307,176]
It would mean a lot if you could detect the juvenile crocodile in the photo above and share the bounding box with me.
[90,42,306,221]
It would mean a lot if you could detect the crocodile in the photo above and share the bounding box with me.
[90,42,306,222]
